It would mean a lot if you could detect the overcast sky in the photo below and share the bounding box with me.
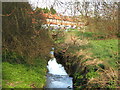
[28,0,119,16]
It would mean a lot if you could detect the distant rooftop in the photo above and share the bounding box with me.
[42,13,74,22]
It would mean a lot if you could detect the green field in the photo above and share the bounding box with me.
[2,58,47,88]
[90,39,118,68]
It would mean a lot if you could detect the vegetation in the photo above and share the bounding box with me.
[2,1,119,89]
[35,7,56,14]
[84,17,118,37]
[2,2,53,88]
[54,30,119,89]
[3,58,46,88]
[50,7,56,14]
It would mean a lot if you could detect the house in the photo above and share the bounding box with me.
[42,13,84,28]
[30,10,84,29]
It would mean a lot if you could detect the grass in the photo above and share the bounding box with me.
[54,36,65,44]
[49,30,119,88]
[76,31,118,68]
[55,31,118,70]
[89,39,118,68]
[59,31,119,88]
[2,58,47,88]
[76,31,113,40]
[73,38,118,88]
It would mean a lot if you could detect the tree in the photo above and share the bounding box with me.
[50,7,56,14]
[2,2,53,64]
[43,7,50,13]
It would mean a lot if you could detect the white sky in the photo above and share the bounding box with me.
[28,0,120,16]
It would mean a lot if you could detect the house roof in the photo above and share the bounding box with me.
[42,13,74,22]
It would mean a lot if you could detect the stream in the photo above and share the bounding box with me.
[45,48,73,89]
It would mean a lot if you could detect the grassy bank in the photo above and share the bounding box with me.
[75,39,119,88]
[90,39,118,68]
[54,31,119,88]
[2,2,53,88]
[2,57,47,88]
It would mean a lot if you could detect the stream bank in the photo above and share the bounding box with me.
[52,31,119,89]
